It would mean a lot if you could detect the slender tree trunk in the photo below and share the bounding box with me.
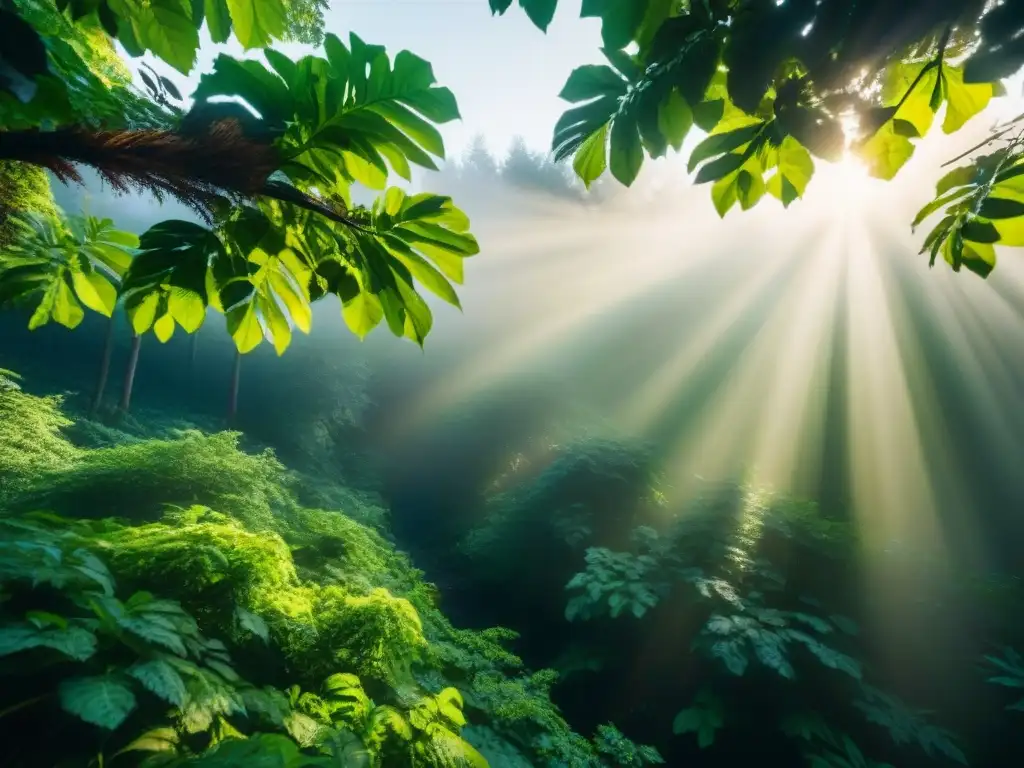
[227,349,241,425]
[119,333,141,413]
[89,316,116,416]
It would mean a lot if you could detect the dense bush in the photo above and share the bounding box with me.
[455,450,1024,767]
[0,376,660,767]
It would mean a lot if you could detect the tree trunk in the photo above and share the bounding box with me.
[227,349,241,425]
[119,332,141,413]
[89,316,115,416]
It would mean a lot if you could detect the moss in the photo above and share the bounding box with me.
[6,429,296,528]
[0,378,80,502]
[0,161,58,248]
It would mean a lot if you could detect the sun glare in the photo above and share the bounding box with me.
[811,113,876,212]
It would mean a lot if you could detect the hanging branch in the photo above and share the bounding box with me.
[0,120,369,231]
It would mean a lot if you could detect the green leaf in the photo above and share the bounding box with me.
[710,638,749,675]
[859,123,914,181]
[658,89,692,152]
[342,292,384,339]
[118,615,188,656]
[978,197,1024,220]
[519,0,557,31]
[941,66,993,134]
[581,0,647,50]
[559,65,627,102]
[912,187,971,229]
[0,624,97,660]
[573,122,609,188]
[234,606,270,642]
[883,60,938,138]
[672,693,724,748]
[735,169,765,211]
[766,137,814,207]
[226,297,263,353]
[192,55,291,128]
[107,0,199,75]
[226,0,285,49]
[609,112,643,186]
[962,242,996,277]
[962,219,1001,244]
[70,268,117,317]
[59,676,137,730]
[687,124,762,173]
[167,289,207,333]
[204,0,232,43]
[26,611,67,630]
[695,152,746,185]
[153,312,175,343]
[128,659,188,706]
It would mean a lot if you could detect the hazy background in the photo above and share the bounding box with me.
[4,0,1024,595]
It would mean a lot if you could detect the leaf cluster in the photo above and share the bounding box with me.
[559,482,966,766]
[492,0,1023,260]
[0,207,138,330]
[0,518,249,739]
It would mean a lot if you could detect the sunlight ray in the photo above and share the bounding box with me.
[660,229,845,491]
[843,227,945,556]
[615,241,808,433]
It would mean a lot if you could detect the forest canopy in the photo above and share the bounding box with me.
[2,2,1024,768]
[492,0,1024,278]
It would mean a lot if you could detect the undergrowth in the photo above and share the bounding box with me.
[0,373,658,767]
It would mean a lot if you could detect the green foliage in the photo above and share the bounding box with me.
[8,0,309,79]
[671,690,724,749]
[492,0,1024,268]
[124,188,478,352]
[564,547,664,621]
[911,126,1024,277]
[0,207,138,329]
[0,503,497,767]
[592,724,664,766]
[556,483,969,765]
[0,378,666,768]
[852,686,967,765]
[0,518,247,742]
[1,0,172,130]
[0,160,58,248]
[462,438,659,578]
[0,376,80,501]
[6,429,295,527]
[5,3,481,354]
[984,647,1024,713]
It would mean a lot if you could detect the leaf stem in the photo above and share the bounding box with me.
[0,693,50,719]
[892,25,952,115]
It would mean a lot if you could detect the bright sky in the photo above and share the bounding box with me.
[139,0,606,161]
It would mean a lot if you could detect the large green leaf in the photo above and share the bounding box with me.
[122,219,223,339]
[193,37,460,206]
[581,0,648,50]
[215,209,313,355]
[573,122,609,188]
[0,623,97,661]
[128,659,188,707]
[672,691,724,748]
[372,187,478,286]
[59,675,137,730]
[0,211,135,330]
[107,0,199,74]
[226,0,286,49]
